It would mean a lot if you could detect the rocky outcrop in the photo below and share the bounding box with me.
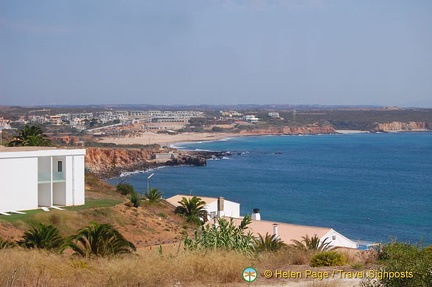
[85,148,220,178]
[371,122,430,133]
[238,125,337,135]
[166,154,207,166]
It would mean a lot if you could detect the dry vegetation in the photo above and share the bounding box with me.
[0,246,379,286]
[0,246,377,287]
[0,174,378,286]
[0,248,252,286]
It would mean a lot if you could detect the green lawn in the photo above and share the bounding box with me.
[0,198,122,223]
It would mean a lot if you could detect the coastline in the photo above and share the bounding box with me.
[98,130,372,148]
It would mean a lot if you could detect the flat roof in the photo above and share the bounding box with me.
[0,146,60,152]
[166,194,219,206]
[228,218,332,244]
[0,147,86,158]
[166,194,241,207]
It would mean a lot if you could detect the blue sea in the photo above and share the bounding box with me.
[110,132,432,245]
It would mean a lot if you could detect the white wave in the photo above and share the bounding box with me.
[120,170,143,177]
[218,137,232,141]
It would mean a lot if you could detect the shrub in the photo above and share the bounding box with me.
[130,191,141,208]
[423,244,432,254]
[184,215,254,254]
[371,241,432,287]
[310,251,347,267]
[117,183,135,195]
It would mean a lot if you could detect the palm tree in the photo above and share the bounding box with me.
[253,233,286,252]
[18,223,67,252]
[290,235,331,252]
[69,222,136,257]
[143,188,163,204]
[8,125,51,147]
[0,237,16,249]
[175,196,208,224]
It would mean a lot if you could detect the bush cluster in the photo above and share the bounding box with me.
[310,251,347,267]
[116,183,135,195]
[375,242,432,287]
[130,191,141,208]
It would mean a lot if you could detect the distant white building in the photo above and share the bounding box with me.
[166,195,240,219]
[242,115,259,123]
[0,147,86,214]
[268,112,280,118]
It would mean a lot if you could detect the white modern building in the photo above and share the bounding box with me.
[0,147,86,214]
[166,195,241,219]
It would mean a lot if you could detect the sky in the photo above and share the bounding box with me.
[1,0,431,107]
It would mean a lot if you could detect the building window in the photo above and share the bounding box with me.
[332,235,336,240]
[58,161,63,172]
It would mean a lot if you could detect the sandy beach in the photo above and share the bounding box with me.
[99,132,242,147]
[99,130,371,147]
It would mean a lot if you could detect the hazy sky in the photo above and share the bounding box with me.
[1,0,431,107]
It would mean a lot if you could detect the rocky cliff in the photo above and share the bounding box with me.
[371,122,430,133]
[85,148,221,178]
[238,125,337,135]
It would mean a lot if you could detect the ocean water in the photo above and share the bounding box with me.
[111,133,432,245]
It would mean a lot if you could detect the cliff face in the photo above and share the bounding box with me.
[85,148,155,176]
[371,122,430,132]
[85,148,214,178]
[238,125,337,135]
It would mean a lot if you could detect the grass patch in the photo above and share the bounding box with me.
[0,198,121,224]
[65,198,122,211]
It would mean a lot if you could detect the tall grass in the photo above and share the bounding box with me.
[0,248,251,286]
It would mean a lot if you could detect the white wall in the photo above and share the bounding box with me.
[0,157,38,212]
[72,155,85,205]
[203,199,240,219]
[205,201,218,217]
[223,201,240,218]
[322,229,358,249]
[64,155,73,205]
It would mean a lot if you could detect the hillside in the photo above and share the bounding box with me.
[0,173,195,248]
